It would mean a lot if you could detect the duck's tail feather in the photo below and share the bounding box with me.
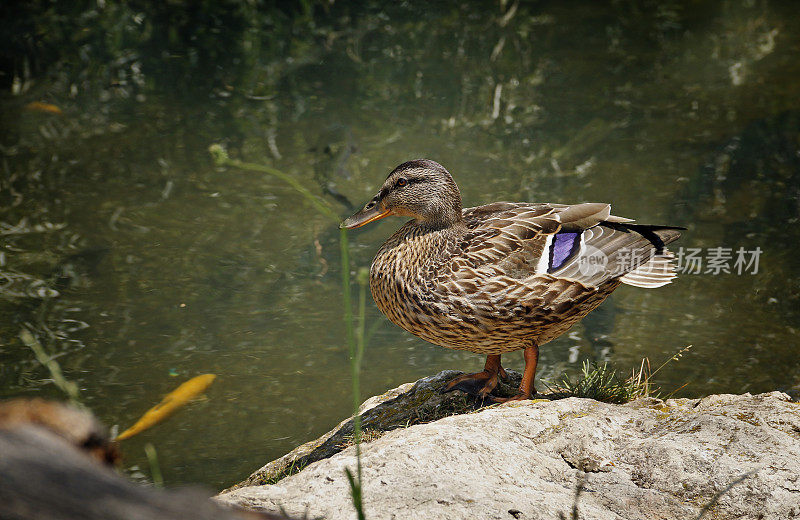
[600,222,685,254]
[619,251,677,288]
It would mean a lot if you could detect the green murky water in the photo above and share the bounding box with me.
[2,1,799,489]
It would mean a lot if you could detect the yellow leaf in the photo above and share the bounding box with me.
[24,102,63,115]
[116,374,216,441]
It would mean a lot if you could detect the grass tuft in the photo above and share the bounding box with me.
[548,345,694,404]
[547,360,645,404]
[260,460,309,485]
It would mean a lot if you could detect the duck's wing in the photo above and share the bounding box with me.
[459,202,683,288]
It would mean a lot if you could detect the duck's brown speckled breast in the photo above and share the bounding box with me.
[369,221,620,355]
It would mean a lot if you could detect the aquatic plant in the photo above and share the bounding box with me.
[19,327,81,407]
[209,144,367,518]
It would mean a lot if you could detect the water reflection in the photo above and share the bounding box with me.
[1,1,799,489]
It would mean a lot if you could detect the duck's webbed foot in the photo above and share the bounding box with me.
[443,354,504,399]
[491,390,534,403]
[444,370,501,398]
[498,365,509,381]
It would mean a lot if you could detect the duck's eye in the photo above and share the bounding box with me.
[365,201,376,209]
[396,178,408,188]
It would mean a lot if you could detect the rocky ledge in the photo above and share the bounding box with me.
[217,371,800,520]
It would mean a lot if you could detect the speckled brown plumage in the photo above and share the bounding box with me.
[342,160,682,400]
[369,211,623,355]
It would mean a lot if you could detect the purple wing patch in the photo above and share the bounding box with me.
[549,232,580,272]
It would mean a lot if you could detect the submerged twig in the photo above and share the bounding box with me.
[19,327,81,407]
[491,83,503,120]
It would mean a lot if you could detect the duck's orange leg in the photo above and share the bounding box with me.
[444,354,505,398]
[493,342,539,403]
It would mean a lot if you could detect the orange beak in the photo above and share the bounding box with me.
[339,204,393,230]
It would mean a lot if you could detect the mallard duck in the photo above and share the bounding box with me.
[341,159,682,402]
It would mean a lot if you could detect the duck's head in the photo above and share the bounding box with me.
[340,159,463,230]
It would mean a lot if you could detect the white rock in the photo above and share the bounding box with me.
[218,385,800,520]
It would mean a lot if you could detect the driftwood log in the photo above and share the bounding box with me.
[0,399,287,520]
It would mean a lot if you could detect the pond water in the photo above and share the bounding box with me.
[1,1,799,489]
